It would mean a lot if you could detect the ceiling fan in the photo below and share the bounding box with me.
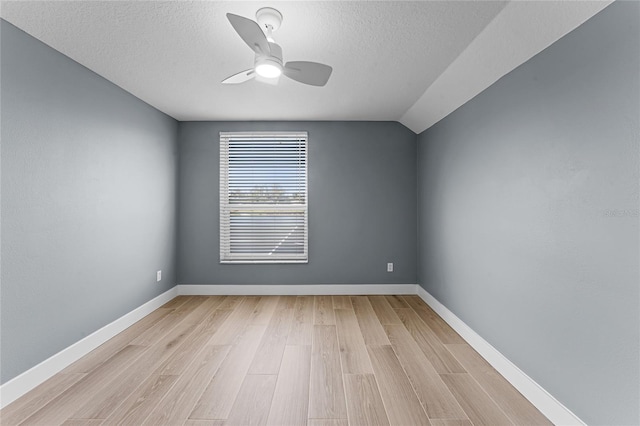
[222,7,333,87]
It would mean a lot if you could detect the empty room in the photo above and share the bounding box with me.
[1,1,638,425]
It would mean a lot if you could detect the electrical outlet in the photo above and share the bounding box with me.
[387,262,394,272]
[157,270,162,282]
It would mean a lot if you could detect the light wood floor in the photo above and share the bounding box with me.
[1,295,552,426]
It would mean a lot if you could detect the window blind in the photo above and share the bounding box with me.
[220,131,308,263]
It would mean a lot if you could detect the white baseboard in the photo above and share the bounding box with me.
[0,287,178,409]
[416,286,585,426]
[1,282,582,426]
[177,283,418,296]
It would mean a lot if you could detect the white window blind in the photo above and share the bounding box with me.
[220,131,308,263]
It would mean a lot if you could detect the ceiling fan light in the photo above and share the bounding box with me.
[255,60,282,78]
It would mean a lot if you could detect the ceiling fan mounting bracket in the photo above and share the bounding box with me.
[256,7,283,32]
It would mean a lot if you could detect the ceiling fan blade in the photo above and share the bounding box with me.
[226,13,271,56]
[283,61,332,86]
[221,69,255,84]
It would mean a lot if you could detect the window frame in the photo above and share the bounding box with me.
[219,131,309,264]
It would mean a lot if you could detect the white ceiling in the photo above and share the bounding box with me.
[0,1,611,134]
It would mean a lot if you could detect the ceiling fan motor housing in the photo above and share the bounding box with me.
[267,43,283,62]
[254,42,283,78]
[255,42,283,66]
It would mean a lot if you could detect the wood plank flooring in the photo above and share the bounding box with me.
[0,295,552,426]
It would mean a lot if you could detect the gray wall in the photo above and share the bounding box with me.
[416,2,639,425]
[0,21,179,384]
[178,121,417,285]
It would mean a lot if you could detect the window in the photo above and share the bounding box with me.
[220,131,308,263]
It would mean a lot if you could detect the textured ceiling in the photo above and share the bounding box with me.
[1,1,611,133]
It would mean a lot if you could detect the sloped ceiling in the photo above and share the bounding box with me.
[0,1,611,134]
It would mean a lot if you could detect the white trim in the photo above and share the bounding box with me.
[177,283,418,296]
[415,286,586,426]
[0,287,178,409]
[1,282,585,425]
